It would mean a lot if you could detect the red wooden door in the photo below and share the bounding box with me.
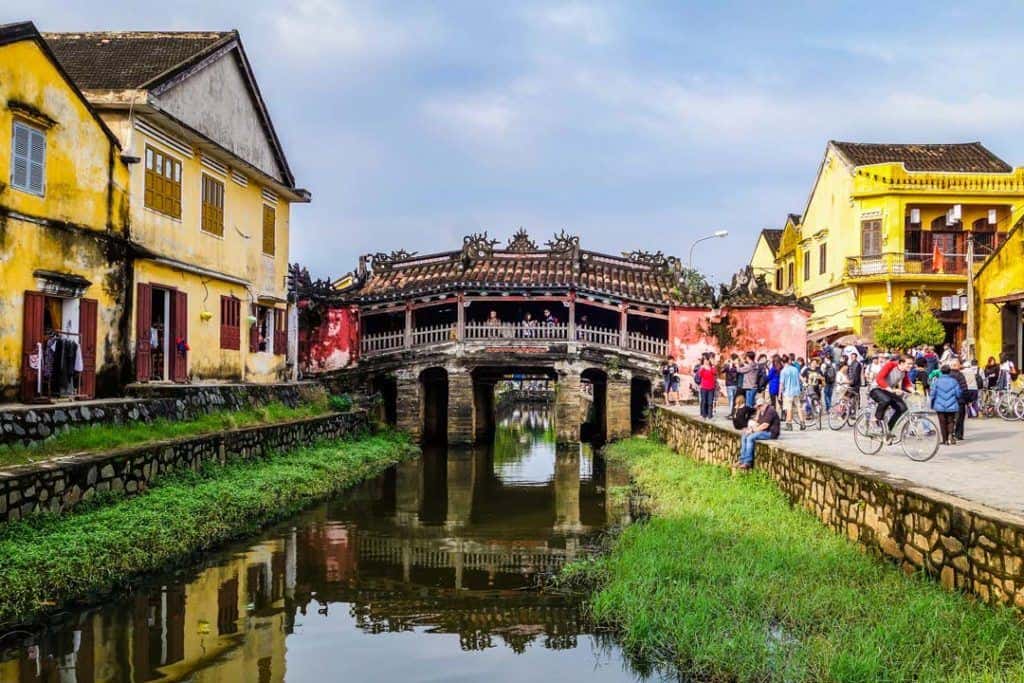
[20,291,45,402]
[249,305,259,353]
[172,290,188,382]
[135,283,152,382]
[79,298,98,398]
[274,308,287,355]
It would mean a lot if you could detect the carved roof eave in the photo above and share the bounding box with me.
[336,283,689,308]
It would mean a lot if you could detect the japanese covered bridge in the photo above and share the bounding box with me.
[295,230,810,445]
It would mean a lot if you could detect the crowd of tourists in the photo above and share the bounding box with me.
[661,341,1020,471]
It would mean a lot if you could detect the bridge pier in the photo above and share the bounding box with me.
[555,370,582,444]
[447,368,475,445]
[395,370,421,443]
[473,381,496,442]
[607,373,632,441]
[554,445,582,534]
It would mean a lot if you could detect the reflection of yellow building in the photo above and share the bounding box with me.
[974,223,1024,367]
[0,22,130,401]
[767,141,1024,348]
[44,29,310,384]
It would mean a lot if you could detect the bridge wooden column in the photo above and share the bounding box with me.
[606,371,632,441]
[447,368,475,445]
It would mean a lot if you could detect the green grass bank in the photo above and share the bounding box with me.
[563,438,1024,682]
[0,400,335,469]
[0,429,416,627]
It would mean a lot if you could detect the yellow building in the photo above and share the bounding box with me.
[974,222,1024,367]
[0,22,130,401]
[770,141,1024,349]
[45,29,310,384]
[748,226,784,281]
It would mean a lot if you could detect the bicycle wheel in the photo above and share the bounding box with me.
[813,399,823,430]
[997,395,1015,420]
[828,401,848,430]
[900,414,940,462]
[853,413,884,455]
[1014,396,1024,420]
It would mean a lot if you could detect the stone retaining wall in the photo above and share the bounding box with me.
[0,382,324,447]
[649,407,1024,610]
[0,410,368,524]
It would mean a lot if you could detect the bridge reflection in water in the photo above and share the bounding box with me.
[0,405,653,683]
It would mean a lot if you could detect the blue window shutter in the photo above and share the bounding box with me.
[27,127,45,194]
[10,122,45,195]
[11,122,29,190]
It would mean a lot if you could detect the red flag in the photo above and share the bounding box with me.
[932,242,945,273]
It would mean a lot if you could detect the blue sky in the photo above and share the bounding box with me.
[13,2,1024,282]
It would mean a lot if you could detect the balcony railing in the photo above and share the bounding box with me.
[845,252,987,278]
[360,322,668,359]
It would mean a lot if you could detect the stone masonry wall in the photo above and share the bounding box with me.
[649,407,1024,611]
[0,410,368,524]
[0,382,324,447]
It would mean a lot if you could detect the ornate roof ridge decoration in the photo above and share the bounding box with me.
[366,249,417,272]
[621,249,682,274]
[506,227,538,253]
[717,265,814,311]
[461,231,499,268]
[545,229,579,254]
[288,262,340,302]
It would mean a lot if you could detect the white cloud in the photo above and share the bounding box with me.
[529,3,614,45]
[268,0,441,62]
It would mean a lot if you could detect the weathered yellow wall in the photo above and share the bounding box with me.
[749,233,777,280]
[101,113,292,384]
[0,39,130,399]
[976,226,1024,364]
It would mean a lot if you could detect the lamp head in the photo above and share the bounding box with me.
[713,229,729,238]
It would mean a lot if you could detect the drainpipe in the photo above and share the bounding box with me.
[964,234,976,362]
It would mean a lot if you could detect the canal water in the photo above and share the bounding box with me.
[0,405,667,682]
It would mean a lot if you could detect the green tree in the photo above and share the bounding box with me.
[873,298,946,351]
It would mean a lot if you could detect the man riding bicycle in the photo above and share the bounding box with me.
[869,354,914,433]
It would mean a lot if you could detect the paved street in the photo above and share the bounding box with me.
[667,403,1024,520]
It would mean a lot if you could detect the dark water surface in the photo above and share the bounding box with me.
[1,405,666,682]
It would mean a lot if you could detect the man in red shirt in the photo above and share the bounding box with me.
[869,354,914,432]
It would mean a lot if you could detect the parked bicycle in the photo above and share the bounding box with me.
[852,393,940,462]
[827,388,860,430]
[801,388,823,430]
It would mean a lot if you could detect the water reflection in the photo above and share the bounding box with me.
[0,405,656,682]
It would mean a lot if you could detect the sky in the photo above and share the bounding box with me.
[11,1,1024,283]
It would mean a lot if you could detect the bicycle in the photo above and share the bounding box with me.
[827,388,860,430]
[995,389,1024,421]
[801,388,824,430]
[853,393,940,462]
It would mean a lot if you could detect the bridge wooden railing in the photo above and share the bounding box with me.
[360,322,668,359]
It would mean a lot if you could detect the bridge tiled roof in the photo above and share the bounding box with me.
[342,232,713,306]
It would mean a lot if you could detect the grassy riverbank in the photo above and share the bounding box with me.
[0,430,416,626]
[0,400,332,469]
[564,438,1024,682]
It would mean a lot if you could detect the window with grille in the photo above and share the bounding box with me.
[818,243,827,274]
[861,220,882,256]
[11,121,45,195]
[144,145,182,218]
[202,174,224,236]
[262,204,276,256]
[775,268,783,291]
[803,251,810,281]
[220,296,241,350]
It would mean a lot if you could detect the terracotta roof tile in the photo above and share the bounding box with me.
[831,141,1011,173]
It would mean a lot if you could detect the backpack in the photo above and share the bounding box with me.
[756,364,768,392]
[824,364,836,384]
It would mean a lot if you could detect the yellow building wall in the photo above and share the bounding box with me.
[749,234,777,280]
[100,113,292,384]
[0,39,130,399]
[975,226,1024,364]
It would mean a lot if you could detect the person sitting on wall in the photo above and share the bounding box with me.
[738,396,780,471]
[732,394,754,430]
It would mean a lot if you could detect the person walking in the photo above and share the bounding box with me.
[767,355,783,411]
[780,357,804,431]
[930,366,962,445]
[724,355,739,419]
[737,397,781,470]
[821,356,837,411]
[846,350,863,414]
[949,359,969,442]
[697,356,717,419]
[984,356,1000,390]
[998,352,1018,390]
[737,351,759,407]
[662,355,680,406]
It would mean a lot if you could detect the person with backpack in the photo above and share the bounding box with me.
[756,354,770,400]
[724,354,740,419]
[767,355,783,411]
[930,366,962,446]
[821,356,837,411]
[845,350,863,414]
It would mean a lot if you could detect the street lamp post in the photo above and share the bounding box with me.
[688,229,729,268]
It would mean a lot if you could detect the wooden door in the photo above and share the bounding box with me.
[249,305,259,353]
[79,298,98,398]
[136,283,152,382]
[172,290,188,382]
[20,291,45,402]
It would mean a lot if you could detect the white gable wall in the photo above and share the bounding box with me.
[156,50,283,183]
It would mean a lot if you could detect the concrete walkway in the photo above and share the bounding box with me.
[665,403,1024,518]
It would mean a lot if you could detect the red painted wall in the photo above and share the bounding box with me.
[724,306,810,359]
[301,306,359,373]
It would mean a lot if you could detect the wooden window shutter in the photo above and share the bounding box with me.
[818,243,827,275]
[79,299,98,398]
[135,283,152,382]
[144,145,182,218]
[11,122,45,195]
[262,205,276,256]
[220,295,240,350]
[172,290,188,382]
[202,175,224,236]
[274,309,287,355]
[802,252,810,281]
[20,291,45,402]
